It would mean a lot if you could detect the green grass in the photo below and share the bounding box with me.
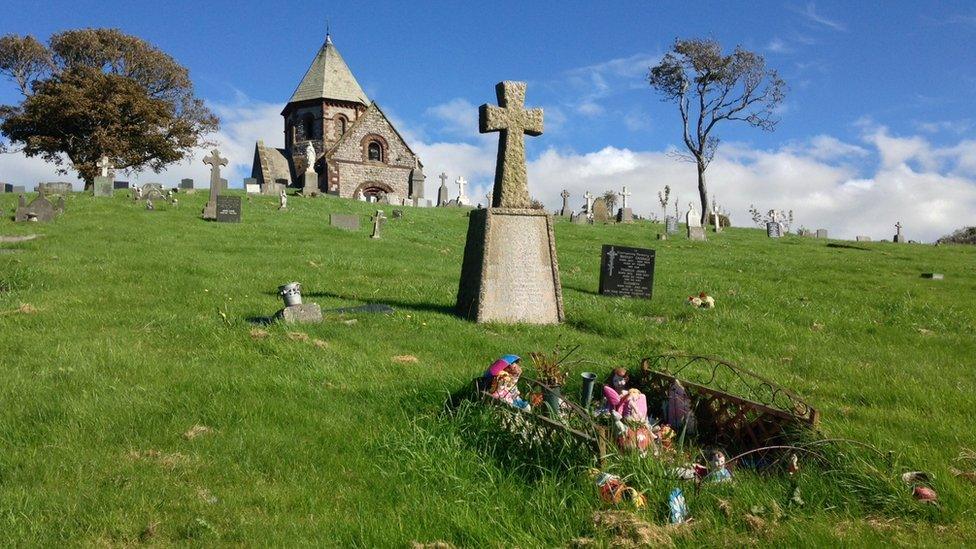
[1,189,974,546]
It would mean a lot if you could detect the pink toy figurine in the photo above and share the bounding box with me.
[665,379,697,436]
[483,355,529,410]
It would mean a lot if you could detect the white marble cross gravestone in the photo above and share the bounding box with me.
[584,191,594,213]
[456,177,470,206]
[96,156,112,178]
[620,186,632,209]
[686,204,702,227]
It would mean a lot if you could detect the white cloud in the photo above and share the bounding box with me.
[766,38,793,54]
[794,2,847,32]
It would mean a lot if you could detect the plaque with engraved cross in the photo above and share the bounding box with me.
[599,244,655,299]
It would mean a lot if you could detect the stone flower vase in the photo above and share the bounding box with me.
[278,282,303,307]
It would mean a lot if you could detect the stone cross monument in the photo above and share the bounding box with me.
[93,156,115,198]
[455,176,471,206]
[202,149,228,220]
[437,172,449,207]
[712,204,722,233]
[559,189,571,217]
[584,191,594,214]
[455,81,564,324]
[479,81,543,208]
[894,221,904,243]
[617,185,633,223]
[370,210,386,239]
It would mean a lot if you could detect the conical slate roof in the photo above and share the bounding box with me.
[287,35,369,105]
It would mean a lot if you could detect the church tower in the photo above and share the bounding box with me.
[281,34,370,184]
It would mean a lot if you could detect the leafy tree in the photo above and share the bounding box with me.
[601,189,618,212]
[649,38,785,224]
[0,29,218,189]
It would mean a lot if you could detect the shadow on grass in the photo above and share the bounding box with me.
[245,315,275,325]
[303,289,457,317]
[827,242,872,251]
[562,284,600,296]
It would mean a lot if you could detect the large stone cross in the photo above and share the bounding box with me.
[439,172,448,188]
[560,189,570,210]
[895,221,902,234]
[456,176,468,199]
[620,186,632,209]
[96,156,113,178]
[479,81,543,209]
[203,149,228,195]
[584,191,594,212]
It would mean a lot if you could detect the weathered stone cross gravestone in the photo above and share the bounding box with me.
[599,245,655,299]
[202,149,228,220]
[370,210,387,239]
[559,190,571,217]
[711,206,722,233]
[686,204,706,241]
[93,156,114,198]
[584,191,594,217]
[617,186,633,223]
[455,176,471,206]
[456,81,564,324]
[437,172,449,206]
[893,222,905,243]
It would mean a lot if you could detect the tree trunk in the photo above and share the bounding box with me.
[697,161,709,225]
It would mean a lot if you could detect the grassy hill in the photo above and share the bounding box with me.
[1,189,974,546]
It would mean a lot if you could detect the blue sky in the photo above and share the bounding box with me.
[2,0,975,240]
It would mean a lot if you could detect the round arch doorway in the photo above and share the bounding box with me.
[352,181,394,202]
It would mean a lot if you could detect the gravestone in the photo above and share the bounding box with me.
[409,167,426,206]
[276,303,323,324]
[113,181,129,190]
[0,182,7,193]
[591,198,610,224]
[571,212,586,224]
[437,172,449,206]
[244,177,260,194]
[10,184,26,193]
[816,229,828,239]
[665,215,678,235]
[37,182,72,196]
[456,81,563,324]
[202,149,228,220]
[798,228,813,237]
[617,186,633,223]
[711,208,722,233]
[455,177,471,206]
[686,205,705,241]
[583,191,595,216]
[392,209,404,219]
[893,222,905,243]
[141,183,165,201]
[92,156,115,197]
[216,195,242,223]
[370,210,386,239]
[14,194,58,223]
[330,213,360,230]
[766,221,783,238]
[559,190,571,217]
[856,235,871,242]
[179,178,194,191]
[599,245,655,299]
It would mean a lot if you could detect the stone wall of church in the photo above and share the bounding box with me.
[322,102,361,148]
[327,105,418,199]
[332,162,412,199]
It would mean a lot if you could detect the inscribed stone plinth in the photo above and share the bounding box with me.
[456,208,563,324]
[330,214,360,230]
[215,195,242,223]
[179,178,194,190]
[665,216,678,234]
[766,222,783,238]
[599,245,655,299]
[816,229,828,239]
[688,226,706,241]
[571,212,586,224]
[113,181,129,190]
[93,176,114,198]
[591,198,610,224]
[616,207,633,223]
[302,170,318,196]
[37,182,72,196]
[276,303,323,324]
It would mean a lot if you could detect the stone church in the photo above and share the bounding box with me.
[251,36,425,203]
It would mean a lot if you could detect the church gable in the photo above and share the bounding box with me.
[328,103,416,169]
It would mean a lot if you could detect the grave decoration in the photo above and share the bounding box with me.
[687,292,715,309]
[274,282,322,324]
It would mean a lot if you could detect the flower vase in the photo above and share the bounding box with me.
[543,385,562,416]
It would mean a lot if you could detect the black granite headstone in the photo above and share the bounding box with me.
[114,181,129,189]
[215,195,242,223]
[598,244,655,299]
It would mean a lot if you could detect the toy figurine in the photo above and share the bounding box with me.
[603,386,654,455]
[605,367,630,393]
[664,379,697,436]
[591,470,647,509]
[706,450,732,482]
[668,488,689,524]
[482,355,530,411]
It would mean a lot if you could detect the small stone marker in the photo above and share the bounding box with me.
[202,149,228,220]
[244,177,260,194]
[15,194,58,222]
[113,181,129,190]
[816,228,828,239]
[330,213,360,230]
[599,244,655,299]
[5,183,26,193]
[766,221,783,238]
[437,172,449,206]
[456,81,563,324]
[215,195,242,223]
[921,273,944,280]
[571,212,586,224]
[686,204,706,241]
[179,178,194,191]
[277,303,323,324]
[392,209,404,219]
[370,209,386,239]
[856,235,872,242]
[665,216,678,235]
[893,221,905,243]
[592,198,610,223]
[93,156,114,198]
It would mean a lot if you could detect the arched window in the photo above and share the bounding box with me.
[336,116,347,137]
[368,141,383,162]
[302,114,315,140]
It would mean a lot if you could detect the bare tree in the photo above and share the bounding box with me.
[649,38,785,224]
[601,189,618,212]
[657,184,671,221]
